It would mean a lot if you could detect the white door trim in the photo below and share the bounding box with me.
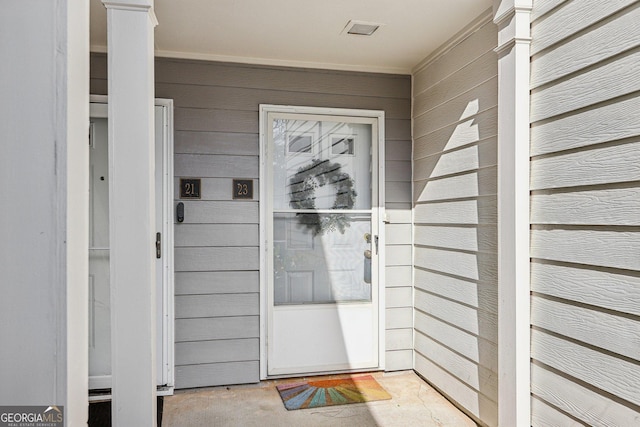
[89,94,175,394]
[259,104,386,379]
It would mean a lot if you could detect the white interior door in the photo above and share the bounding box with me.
[89,99,174,391]
[264,109,382,377]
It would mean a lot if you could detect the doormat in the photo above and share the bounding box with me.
[276,375,392,410]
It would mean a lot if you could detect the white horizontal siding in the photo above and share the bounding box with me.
[386,244,412,266]
[386,287,412,308]
[415,247,497,283]
[386,329,413,351]
[531,4,640,88]
[385,223,412,244]
[531,364,640,426]
[531,262,640,316]
[415,268,497,314]
[385,350,413,371]
[415,312,497,372]
[531,187,640,226]
[414,224,497,252]
[385,265,412,287]
[413,136,497,176]
[530,0,567,21]
[530,228,639,271]
[414,105,497,143]
[530,141,640,190]
[413,20,496,95]
[412,16,498,426]
[531,296,640,360]
[531,0,637,55]
[530,1,640,423]
[414,168,497,202]
[385,181,411,204]
[532,329,640,406]
[530,96,640,156]
[415,333,498,400]
[414,77,497,131]
[414,52,496,121]
[531,49,640,122]
[415,356,498,427]
[530,397,583,427]
[414,196,497,225]
[386,307,412,329]
[415,289,498,344]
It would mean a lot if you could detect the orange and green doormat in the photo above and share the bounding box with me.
[276,375,392,410]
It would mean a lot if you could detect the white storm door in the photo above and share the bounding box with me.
[265,110,382,377]
[88,100,174,391]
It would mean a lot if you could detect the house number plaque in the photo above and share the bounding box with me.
[180,178,201,199]
[233,179,253,199]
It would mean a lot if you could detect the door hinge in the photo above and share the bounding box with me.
[156,232,161,259]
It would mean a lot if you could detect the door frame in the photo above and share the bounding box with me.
[259,105,386,379]
[89,94,175,396]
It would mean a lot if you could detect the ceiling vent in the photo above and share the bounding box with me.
[342,20,383,36]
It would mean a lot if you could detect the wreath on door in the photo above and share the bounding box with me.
[289,159,357,235]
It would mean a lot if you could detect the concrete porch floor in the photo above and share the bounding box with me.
[162,371,477,426]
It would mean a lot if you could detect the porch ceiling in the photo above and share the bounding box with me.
[90,0,492,74]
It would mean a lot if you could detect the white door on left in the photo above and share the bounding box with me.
[88,100,174,391]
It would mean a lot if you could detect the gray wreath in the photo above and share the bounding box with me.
[288,159,357,235]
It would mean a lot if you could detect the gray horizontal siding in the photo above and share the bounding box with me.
[412,15,498,427]
[175,316,259,342]
[530,1,640,424]
[91,54,412,388]
[175,362,259,389]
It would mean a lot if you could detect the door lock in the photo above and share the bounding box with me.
[176,202,185,223]
[156,232,161,259]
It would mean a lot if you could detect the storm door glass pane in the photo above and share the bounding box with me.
[272,117,373,305]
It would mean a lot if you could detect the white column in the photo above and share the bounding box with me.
[66,1,91,425]
[493,1,532,426]
[1,1,89,424]
[102,1,157,425]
